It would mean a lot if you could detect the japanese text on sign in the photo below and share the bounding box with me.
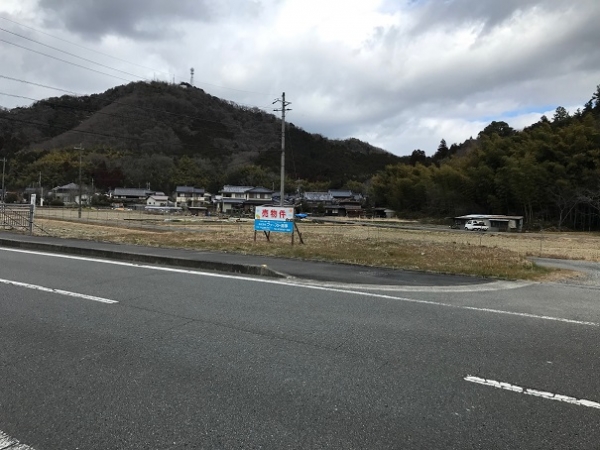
[255,206,294,222]
[254,206,295,234]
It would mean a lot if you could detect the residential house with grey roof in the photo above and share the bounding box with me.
[110,188,157,204]
[301,190,364,217]
[174,186,211,208]
[218,185,274,213]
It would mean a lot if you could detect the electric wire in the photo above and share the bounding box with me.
[0,15,279,97]
[0,74,79,95]
[0,15,173,78]
[0,114,146,143]
[0,93,283,156]
[0,16,173,78]
[0,91,238,135]
[0,38,135,83]
[0,26,148,80]
[0,76,275,128]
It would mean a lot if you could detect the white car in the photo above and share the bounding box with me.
[464,220,488,231]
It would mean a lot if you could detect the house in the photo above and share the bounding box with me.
[245,187,275,207]
[146,195,169,207]
[110,188,156,204]
[302,192,337,215]
[49,183,80,204]
[174,186,211,207]
[328,190,354,201]
[145,194,182,213]
[218,185,274,213]
[301,190,364,217]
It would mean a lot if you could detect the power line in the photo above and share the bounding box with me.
[0,16,280,98]
[0,76,274,126]
[0,92,281,154]
[0,26,148,80]
[0,74,79,95]
[0,112,284,183]
[0,15,173,78]
[0,91,237,134]
[0,38,134,82]
[0,76,286,156]
[0,113,145,143]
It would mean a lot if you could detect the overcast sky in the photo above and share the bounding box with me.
[1,0,600,156]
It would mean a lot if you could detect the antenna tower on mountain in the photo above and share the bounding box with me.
[190,68,194,86]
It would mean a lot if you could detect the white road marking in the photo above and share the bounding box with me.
[291,279,533,293]
[0,248,595,326]
[0,429,37,449]
[465,376,600,410]
[0,278,118,304]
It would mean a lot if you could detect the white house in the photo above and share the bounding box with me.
[146,195,169,207]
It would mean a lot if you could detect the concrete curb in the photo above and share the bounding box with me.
[0,238,286,279]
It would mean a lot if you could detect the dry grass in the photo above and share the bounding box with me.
[26,210,600,280]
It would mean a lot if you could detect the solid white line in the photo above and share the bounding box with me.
[0,429,36,449]
[288,285,599,327]
[0,278,118,304]
[464,376,600,410]
[291,279,534,293]
[0,248,595,326]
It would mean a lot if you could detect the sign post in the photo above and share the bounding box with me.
[254,206,303,245]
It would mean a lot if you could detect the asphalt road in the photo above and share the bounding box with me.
[1,247,600,449]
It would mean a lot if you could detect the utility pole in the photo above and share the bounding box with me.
[1,157,5,203]
[273,92,291,206]
[74,144,83,218]
[39,171,43,206]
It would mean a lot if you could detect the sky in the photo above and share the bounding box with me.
[1,0,599,156]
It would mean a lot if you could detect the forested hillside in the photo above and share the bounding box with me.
[0,81,399,193]
[371,85,600,230]
[3,80,600,230]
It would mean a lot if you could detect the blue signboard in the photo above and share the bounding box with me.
[254,219,294,233]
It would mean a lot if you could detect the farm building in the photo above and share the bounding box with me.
[453,214,524,232]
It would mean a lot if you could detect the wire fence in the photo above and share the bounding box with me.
[34,206,198,230]
[28,208,600,262]
[0,203,34,234]
[364,226,600,261]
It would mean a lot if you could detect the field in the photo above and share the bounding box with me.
[22,207,600,281]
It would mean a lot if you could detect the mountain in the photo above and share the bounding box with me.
[0,81,400,192]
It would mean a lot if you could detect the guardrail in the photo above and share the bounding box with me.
[0,203,34,234]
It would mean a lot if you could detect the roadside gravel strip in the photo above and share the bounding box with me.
[532,258,600,288]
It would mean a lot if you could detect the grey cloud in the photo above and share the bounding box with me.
[363,1,600,108]
[410,0,570,35]
[38,0,220,41]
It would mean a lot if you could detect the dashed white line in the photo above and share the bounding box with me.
[465,376,600,410]
[0,278,118,304]
[0,429,36,449]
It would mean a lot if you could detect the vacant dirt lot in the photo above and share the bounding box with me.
[23,208,600,280]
